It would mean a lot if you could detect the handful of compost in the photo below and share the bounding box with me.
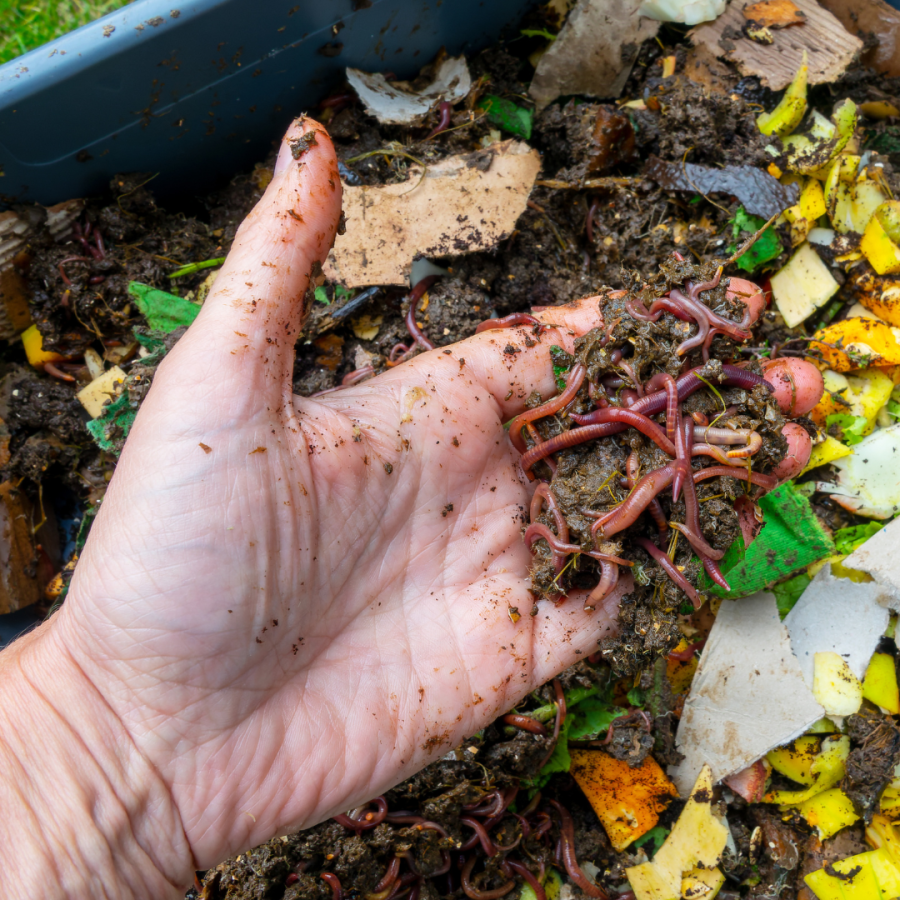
[499,255,824,629]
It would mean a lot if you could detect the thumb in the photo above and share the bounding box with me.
[176,116,342,402]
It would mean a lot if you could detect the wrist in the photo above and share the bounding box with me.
[0,621,194,899]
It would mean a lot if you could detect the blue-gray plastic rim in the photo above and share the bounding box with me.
[0,0,537,207]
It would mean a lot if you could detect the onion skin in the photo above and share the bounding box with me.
[761,358,824,417]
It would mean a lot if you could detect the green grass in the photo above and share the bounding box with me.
[0,0,133,66]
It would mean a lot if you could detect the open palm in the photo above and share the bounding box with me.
[48,118,623,873]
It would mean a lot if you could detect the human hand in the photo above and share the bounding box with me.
[1,117,631,897]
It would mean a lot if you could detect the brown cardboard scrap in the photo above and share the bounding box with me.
[689,0,863,90]
[528,0,659,112]
[818,0,900,77]
[683,44,738,94]
[669,592,824,795]
[324,141,541,288]
[346,56,470,125]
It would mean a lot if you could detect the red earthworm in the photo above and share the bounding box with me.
[691,411,709,426]
[617,360,643,397]
[344,365,375,386]
[58,255,92,286]
[425,100,452,140]
[609,348,623,365]
[367,857,402,900]
[320,92,355,108]
[481,786,518,828]
[702,555,731,592]
[286,873,300,886]
[502,861,546,900]
[384,816,451,840]
[524,424,557,475]
[512,813,532,839]
[671,420,725,561]
[408,880,423,900]
[386,277,439,366]
[634,536,702,608]
[692,465,777,492]
[460,817,498,856]
[432,852,451,877]
[475,313,549,335]
[508,363,586,455]
[530,812,553,839]
[588,382,609,407]
[88,274,106,285]
[464,790,505,817]
[570,364,771,429]
[547,800,608,899]
[626,451,666,540]
[523,408,676,475]
[43,362,76,382]
[460,855,516,900]
[727,431,763,458]
[658,373,678,442]
[692,443,750,467]
[333,796,388,832]
[387,872,420,900]
[322,872,344,900]
[668,638,707,661]
[524,523,631,566]
[93,229,106,258]
[588,560,619,608]
[585,196,601,243]
[530,483,569,575]
[697,426,757,446]
[591,464,675,539]
[502,714,549,736]
[538,680,566,770]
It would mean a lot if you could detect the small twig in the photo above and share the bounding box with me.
[169,257,226,280]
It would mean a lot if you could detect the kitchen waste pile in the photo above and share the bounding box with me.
[8,0,900,896]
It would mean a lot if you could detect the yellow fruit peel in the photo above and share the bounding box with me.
[810,318,900,372]
[796,788,860,840]
[21,324,64,370]
[765,734,849,805]
[862,652,900,714]
[757,53,807,137]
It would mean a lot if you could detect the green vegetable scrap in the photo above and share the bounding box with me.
[478,95,533,140]
[168,257,226,280]
[833,521,884,555]
[632,825,670,858]
[314,286,331,306]
[729,207,782,274]
[520,28,557,41]
[86,391,137,456]
[703,483,835,598]
[826,413,869,446]
[567,694,625,740]
[128,282,201,332]
[773,571,811,619]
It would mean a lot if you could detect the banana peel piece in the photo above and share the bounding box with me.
[757,52,807,137]
[805,847,900,898]
[862,201,900,275]
[783,99,858,176]
[764,734,849,805]
[626,765,728,900]
[810,317,900,372]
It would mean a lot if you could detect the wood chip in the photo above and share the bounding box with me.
[528,0,659,112]
[325,141,540,288]
[690,0,863,90]
[743,0,806,28]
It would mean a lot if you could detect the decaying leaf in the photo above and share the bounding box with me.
[643,156,799,219]
[324,141,541,287]
[528,0,659,112]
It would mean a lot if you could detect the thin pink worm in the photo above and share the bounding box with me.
[503,861,546,900]
[524,523,631,566]
[588,560,619,607]
[626,451,667,540]
[591,464,675,539]
[475,313,549,335]
[460,856,515,900]
[726,431,763,459]
[509,363,586,455]
[693,465,777,492]
[634,536,703,608]
[530,484,569,575]
[696,426,759,446]
[547,800,609,899]
[692,443,750,468]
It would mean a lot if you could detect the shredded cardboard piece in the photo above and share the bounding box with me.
[689,0,863,90]
[670,592,824,795]
[324,141,541,288]
[784,565,891,690]
[683,44,736,95]
[845,516,900,608]
[346,57,471,125]
[528,0,659,112]
[818,0,900,78]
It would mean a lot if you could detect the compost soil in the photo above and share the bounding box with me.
[5,17,900,900]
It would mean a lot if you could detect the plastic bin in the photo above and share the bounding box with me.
[0,0,537,207]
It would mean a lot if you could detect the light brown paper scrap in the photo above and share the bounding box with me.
[325,141,541,288]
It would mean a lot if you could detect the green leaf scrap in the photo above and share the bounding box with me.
[128,282,201,333]
[825,412,869,446]
[314,286,331,305]
[631,825,670,858]
[729,206,782,274]
[834,521,884,556]
[773,572,811,620]
[567,695,625,740]
[478,95,533,140]
[703,482,835,598]
[85,391,137,456]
